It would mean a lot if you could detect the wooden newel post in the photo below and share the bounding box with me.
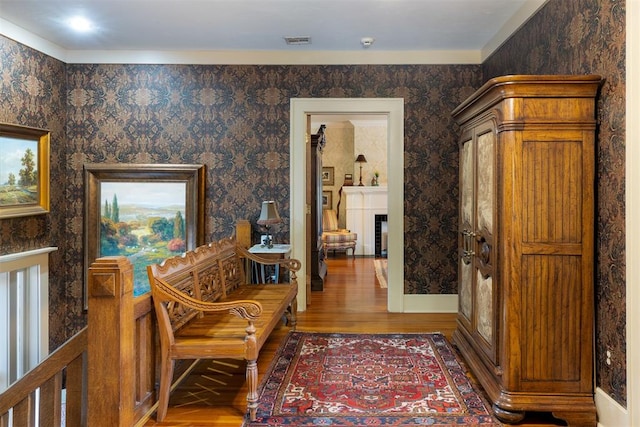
[87,256,135,426]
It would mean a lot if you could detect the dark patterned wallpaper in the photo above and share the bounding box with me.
[1,38,482,348]
[64,64,481,300]
[482,0,626,407]
[0,36,71,351]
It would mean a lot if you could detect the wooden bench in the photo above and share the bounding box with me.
[146,237,299,422]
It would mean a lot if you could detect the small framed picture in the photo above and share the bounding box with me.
[322,191,332,209]
[322,166,334,186]
[343,173,353,186]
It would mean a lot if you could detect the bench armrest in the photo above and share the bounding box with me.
[152,277,263,320]
[237,247,301,277]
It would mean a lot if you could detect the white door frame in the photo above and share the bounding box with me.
[290,98,403,312]
[290,98,457,313]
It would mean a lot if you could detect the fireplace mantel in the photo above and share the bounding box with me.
[342,186,387,255]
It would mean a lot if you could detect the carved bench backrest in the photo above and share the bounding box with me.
[147,238,245,333]
[192,242,226,303]
[216,237,246,295]
[147,252,201,332]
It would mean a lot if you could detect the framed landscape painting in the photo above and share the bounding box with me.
[0,123,50,218]
[84,164,205,307]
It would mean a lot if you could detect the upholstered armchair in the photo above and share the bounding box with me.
[321,209,357,258]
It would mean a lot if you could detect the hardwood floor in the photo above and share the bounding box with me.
[143,255,566,426]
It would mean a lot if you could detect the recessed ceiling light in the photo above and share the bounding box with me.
[67,16,94,32]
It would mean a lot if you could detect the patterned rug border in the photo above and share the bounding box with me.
[244,332,501,426]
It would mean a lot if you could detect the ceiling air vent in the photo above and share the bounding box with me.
[284,36,311,45]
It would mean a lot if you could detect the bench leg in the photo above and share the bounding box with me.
[156,357,175,421]
[246,359,258,421]
[289,299,298,330]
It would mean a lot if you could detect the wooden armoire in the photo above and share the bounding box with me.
[451,75,602,426]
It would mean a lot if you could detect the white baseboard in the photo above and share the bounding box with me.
[595,387,628,427]
[402,294,458,313]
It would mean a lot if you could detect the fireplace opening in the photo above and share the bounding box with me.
[375,214,388,258]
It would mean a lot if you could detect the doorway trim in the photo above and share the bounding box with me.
[290,98,405,312]
[291,98,458,313]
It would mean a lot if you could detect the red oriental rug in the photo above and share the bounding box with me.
[244,332,500,426]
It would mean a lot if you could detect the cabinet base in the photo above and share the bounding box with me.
[453,327,596,427]
[493,404,525,424]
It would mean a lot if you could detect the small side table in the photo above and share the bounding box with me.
[248,244,291,283]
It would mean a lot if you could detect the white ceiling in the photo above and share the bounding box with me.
[0,0,548,64]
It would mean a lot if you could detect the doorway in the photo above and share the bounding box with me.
[311,114,388,257]
[290,98,405,312]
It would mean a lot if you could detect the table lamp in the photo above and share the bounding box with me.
[257,200,281,248]
[355,154,367,186]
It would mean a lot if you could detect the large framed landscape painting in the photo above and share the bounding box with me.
[0,123,50,218]
[84,164,205,307]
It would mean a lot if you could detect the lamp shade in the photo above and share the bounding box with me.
[355,154,367,163]
[257,201,281,225]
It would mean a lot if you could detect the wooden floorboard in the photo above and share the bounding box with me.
[143,255,566,426]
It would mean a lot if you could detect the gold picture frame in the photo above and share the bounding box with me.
[83,163,206,308]
[0,123,50,218]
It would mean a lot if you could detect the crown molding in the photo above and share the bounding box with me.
[1,16,484,65]
[2,1,547,66]
[62,49,483,65]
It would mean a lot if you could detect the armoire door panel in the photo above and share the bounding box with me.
[475,269,493,345]
[460,138,475,227]
[459,255,473,322]
[521,140,583,244]
[473,123,497,362]
[519,255,584,387]
[476,131,495,235]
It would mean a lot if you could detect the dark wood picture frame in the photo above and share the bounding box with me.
[0,123,50,218]
[83,163,206,308]
[322,166,335,186]
[322,190,332,210]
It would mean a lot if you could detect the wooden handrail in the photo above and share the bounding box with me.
[2,231,253,424]
[0,256,158,426]
[0,327,88,426]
